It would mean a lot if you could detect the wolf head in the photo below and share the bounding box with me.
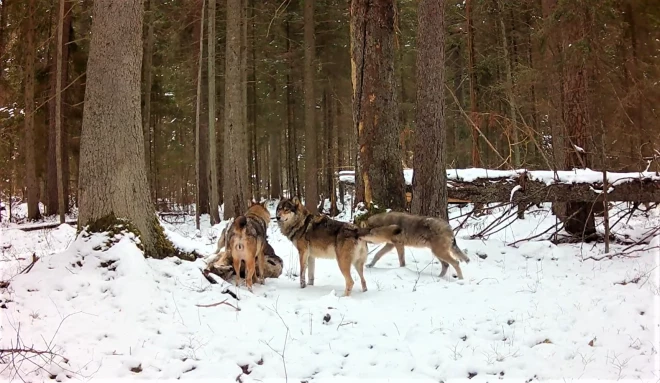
[275,197,306,224]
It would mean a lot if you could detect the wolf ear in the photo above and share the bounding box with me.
[292,196,301,206]
[236,216,248,229]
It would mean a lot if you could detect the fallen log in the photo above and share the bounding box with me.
[338,168,660,204]
[16,219,77,232]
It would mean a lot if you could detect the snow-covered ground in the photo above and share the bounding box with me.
[1,200,659,382]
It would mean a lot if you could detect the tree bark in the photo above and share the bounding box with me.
[560,6,595,238]
[208,0,220,223]
[78,0,181,259]
[466,0,481,168]
[268,68,282,198]
[24,0,41,221]
[223,0,250,219]
[194,0,206,229]
[303,0,318,213]
[350,0,405,211]
[499,1,520,167]
[55,0,66,223]
[142,0,155,192]
[410,0,448,220]
[47,0,72,217]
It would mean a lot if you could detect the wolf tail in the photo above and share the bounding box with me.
[451,238,470,263]
[357,224,401,244]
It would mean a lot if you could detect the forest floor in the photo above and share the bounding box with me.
[1,199,659,382]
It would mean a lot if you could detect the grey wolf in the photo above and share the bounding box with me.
[275,197,401,296]
[361,211,470,279]
[223,201,271,291]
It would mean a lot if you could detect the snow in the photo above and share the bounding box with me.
[338,168,660,187]
[1,200,659,382]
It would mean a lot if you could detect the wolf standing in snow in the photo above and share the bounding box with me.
[275,197,401,296]
[361,211,470,279]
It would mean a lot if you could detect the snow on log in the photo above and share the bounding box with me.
[338,169,660,204]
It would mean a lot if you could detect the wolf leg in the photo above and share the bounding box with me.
[231,252,241,288]
[394,243,406,267]
[297,244,309,288]
[336,247,355,296]
[307,255,315,286]
[439,260,450,277]
[447,258,463,279]
[256,242,266,284]
[245,256,256,292]
[366,243,395,268]
[353,257,368,292]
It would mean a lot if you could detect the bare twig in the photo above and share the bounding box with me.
[196,299,241,311]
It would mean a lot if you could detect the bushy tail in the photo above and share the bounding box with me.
[357,224,402,244]
[451,238,470,263]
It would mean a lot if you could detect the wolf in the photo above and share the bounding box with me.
[223,201,271,292]
[361,211,470,279]
[275,197,401,296]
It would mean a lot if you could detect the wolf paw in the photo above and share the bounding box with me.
[308,279,314,286]
[365,263,374,268]
[300,279,307,288]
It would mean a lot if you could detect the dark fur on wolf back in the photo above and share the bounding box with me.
[277,198,379,243]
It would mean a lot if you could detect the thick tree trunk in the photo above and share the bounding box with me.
[78,0,182,259]
[223,0,250,219]
[47,0,72,217]
[24,0,41,221]
[142,0,155,191]
[208,0,220,223]
[560,9,595,238]
[194,0,206,229]
[411,0,448,220]
[350,0,405,211]
[303,0,318,213]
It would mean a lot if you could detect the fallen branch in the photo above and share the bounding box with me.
[196,299,241,311]
[19,253,39,275]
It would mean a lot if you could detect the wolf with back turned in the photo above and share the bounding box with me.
[361,211,470,279]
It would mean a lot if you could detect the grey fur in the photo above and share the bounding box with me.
[362,211,470,279]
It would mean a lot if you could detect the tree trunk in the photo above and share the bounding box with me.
[24,0,41,221]
[410,0,448,220]
[223,0,250,219]
[268,69,282,199]
[328,89,339,216]
[285,11,298,199]
[0,0,7,86]
[303,0,318,213]
[54,0,66,223]
[208,0,220,223]
[466,0,481,168]
[47,0,72,217]
[499,2,520,167]
[249,0,259,200]
[557,4,595,238]
[142,0,155,192]
[350,0,405,211]
[194,0,206,229]
[78,0,182,259]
